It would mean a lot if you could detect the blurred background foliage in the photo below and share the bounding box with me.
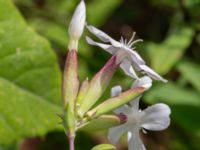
[0,0,200,149]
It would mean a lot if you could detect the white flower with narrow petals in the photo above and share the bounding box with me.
[108,78,171,150]
[86,25,167,82]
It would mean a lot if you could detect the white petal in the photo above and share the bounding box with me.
[108,124,129,145]
[86,36,116,54]
[116,46,145,66]
[128,130,146,150]
[120,60,138,79]
[138,65,168,83]
[86,25,120,46]
[141,103,171,131]
[68,0,86,40]
[111,85,122,97]
[128,49,145,65]
[113,105,132,115]
[129,96,141,110]
[132,76,152,89]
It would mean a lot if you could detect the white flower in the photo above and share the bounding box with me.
[86,25,167,82]
[108,78,171,150]
[68,0,86,50]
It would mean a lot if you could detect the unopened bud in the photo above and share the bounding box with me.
[78,55,119,117]
[87,87,145,118]
[68,0,86,50]
[132,76,152,90]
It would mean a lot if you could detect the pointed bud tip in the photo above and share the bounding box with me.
[132,76,152,90]
[68,0,86,49]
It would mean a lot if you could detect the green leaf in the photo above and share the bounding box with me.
[144,82,200,106]
[177,60,200,92]
[91,144,116,150]
[0,0,62,145]
[29,18,68,48]
[87,0,122,26]
[145,26,194,74]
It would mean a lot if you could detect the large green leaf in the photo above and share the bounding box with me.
[145,26,194,74]
[29,18,68,49]
[0,0,62,145]
[177,60,200,92]
[28,18,92,59]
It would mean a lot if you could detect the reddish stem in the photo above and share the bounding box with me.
[69,135,75,150]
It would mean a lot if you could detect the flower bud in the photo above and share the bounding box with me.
[68,0,86,50]
[62,49,79,134]
[77,55,119,117]
[132,76,152,89]
[62,50,79,107]
[87,87,146,118]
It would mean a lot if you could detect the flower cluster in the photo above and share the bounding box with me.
[85,9,170,150]
[62,1,171,150]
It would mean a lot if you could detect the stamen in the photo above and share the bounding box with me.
[124,39,127,45]
[119,32,143,49]
[127,32,136,45]
[142,128,147,134]
[128,39,143,48]
[120,36,124,44]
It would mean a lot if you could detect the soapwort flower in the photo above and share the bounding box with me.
[108,78,171,150]
[86,25,167,82]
